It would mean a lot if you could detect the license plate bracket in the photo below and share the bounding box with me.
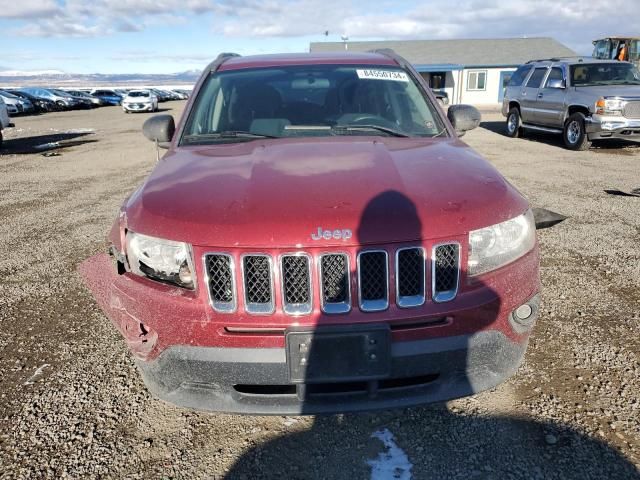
[286,325,391,383]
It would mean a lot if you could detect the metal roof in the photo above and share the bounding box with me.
[310,38,577,68]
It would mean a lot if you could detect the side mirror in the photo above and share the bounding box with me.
[547,79,566,89]
[447,105,481,137]
[142,114,175,149]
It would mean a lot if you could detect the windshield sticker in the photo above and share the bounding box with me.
[356,69,409,82]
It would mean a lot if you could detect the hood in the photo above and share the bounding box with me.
[125,137,529,247]
[573,85,640,98]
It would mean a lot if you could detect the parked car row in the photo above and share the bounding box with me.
[0,87,190,116]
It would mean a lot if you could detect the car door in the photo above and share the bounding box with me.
[535,66,566,128]
[519,67,548,124]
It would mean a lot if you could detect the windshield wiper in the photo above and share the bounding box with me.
[182,131,279,143]
[332,124,410,137]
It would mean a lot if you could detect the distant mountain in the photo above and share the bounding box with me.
[0,69,202,87]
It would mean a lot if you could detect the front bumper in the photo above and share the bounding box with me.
[123,103,154,112]
[586,115,640,139]
[137,328,530,415]
[80,248,540,415]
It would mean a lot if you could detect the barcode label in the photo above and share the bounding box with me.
[356,69,409,82]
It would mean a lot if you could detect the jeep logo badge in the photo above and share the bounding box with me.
[311,227,353,241]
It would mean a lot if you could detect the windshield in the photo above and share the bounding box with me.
[128,91,149,97]
[182,64,446,144]
[570,63,640,86]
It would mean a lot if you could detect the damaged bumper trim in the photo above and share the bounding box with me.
[136,330,529,415]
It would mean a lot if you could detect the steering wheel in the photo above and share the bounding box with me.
[337,113,399,129]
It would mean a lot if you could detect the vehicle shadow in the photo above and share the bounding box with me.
[223,190,636,479]
[480,120,640,150]
[224,407,639,479]
[0,132,97,155]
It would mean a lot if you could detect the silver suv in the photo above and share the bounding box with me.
[502,58,640,150]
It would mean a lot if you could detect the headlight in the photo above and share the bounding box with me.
[125,231,195,289]
[468,210,535,276]
[595,97,625,116]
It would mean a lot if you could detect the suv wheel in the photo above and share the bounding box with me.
[564,113,591,151]
[506,107,523,138]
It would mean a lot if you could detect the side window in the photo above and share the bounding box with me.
[544,67,564,87]
[467,70,487,91]
[508,66,532,87]
[525,68,548,88]
[630,40,639,61]
[593,40,609,59]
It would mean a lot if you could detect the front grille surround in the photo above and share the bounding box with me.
[357,250,389,312]
[203,253,236,313]
[318,253,351,314]
[280,253,313,316]
[395,247,426,308]
[241,254,275,315]
[431,242,461,303]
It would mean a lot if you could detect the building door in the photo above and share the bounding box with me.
[498,71,513,102]
[429,72,446,89]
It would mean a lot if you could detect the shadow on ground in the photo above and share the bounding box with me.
[0,132,97,155]
[224,406,639,479]
[480,121,640,153]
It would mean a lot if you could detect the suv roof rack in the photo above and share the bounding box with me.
[204,53,241,73]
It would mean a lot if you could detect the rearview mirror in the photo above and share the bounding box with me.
[142,114,175,148]
[547,79,566,89]
[447,105,481,137]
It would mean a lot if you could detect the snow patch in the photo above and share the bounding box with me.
[367,428,413,480]
[24,364,50,385]
[64,128,95,134]
[34,142,60,150]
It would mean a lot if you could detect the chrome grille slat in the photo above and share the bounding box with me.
[432,243,460,303]
[320,253,350,314]
[204,253,236,312]
[242,255,274,314]
[396,247,425,308]
[357,251,389,312]
[281,254,312,315]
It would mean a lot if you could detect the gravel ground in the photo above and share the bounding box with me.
[0,104,638,479]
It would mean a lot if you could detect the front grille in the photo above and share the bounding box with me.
[281,254,312,315]
[623,101,640,119]
[242,255,274,314]
[204,254,235,312]
[205,243,460,314]
[396,248,425,307]
[432,243,460,303]
[357,251,389,311]
[320,254,350,313]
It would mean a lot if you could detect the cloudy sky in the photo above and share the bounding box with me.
[1,0,639,73]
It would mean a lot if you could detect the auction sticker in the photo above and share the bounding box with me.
[356,69,409,82]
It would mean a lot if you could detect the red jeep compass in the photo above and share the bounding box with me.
[81,50,540,414]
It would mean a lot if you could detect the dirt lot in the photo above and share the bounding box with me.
[0,103,638,479]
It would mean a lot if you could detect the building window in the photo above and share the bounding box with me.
[467,70,487,91]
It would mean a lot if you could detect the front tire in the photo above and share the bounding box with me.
[506,107,523,138]
[564,113,591,151]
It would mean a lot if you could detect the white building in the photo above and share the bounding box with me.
[310,38,576,106]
